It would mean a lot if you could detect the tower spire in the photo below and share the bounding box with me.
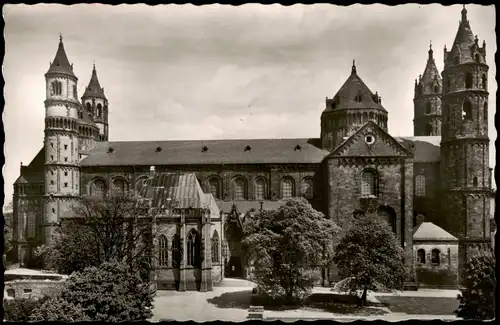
[428,40,433,60]
[461,4,468,23]
[351,59,356,75]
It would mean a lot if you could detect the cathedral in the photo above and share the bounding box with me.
[11,7,494,290]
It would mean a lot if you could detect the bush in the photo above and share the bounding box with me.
[29,297,89,322]
[60,260,154,321]
[455,249,496,320]
[3,297,50,321]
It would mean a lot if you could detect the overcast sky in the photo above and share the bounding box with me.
[3,4,497,206]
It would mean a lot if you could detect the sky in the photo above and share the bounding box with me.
[2,4,497,207]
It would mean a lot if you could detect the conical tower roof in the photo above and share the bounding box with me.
[82,64,106,99]
[324,61,387,113]
[418,42,442,94]
[447,6,483,65]
[46,35,76,78]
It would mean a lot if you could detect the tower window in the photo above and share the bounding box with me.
[233,177,246,200]
[446,78,451,92]
[50,180,54,185]
[484,102,488,122]
[475,54,480,63]
[482,75,487,90]
[50,143,54,148]
[50,155,54,161]
[465,73,473,89]
[473,177,478,187]
[86,102,92,111]
[64,182,68,187]
[64,171,68,176]
[302,178,314,199]
[64,157,68,162]
[454,56,459,65]
[462,101,472,120]
[73,85,77,99]
[79,111,83,119]
[433,85,439,93]
[52,208,55,214]
[415,175,426,196]
[361,170,377,197]
[96,104,102,117]
[51,81,62,96]
[425,123,433,136]
[64,145,68,150]
[425,102,431,114]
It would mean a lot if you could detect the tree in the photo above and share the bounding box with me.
[35,220,99,274]
[242,198,340,303]
[333,212,406,306]
[455,248,496,320]
[39,192,156,282]
[57,260,154,321]
[3,201,13,256]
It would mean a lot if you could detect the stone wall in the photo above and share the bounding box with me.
[413,241,459,288]
[4,280,65,300]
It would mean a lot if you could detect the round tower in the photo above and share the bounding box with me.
[440,6,491,280]
[81,64,109,142]
[321,60,388,151]
[413,42,442,136]
[43,35,81,243]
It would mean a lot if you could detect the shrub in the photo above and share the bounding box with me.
[29,297,89,322]
[3,297,50,321]
[455,248,496,320]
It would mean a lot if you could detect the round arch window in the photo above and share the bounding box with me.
[365,134,375,145]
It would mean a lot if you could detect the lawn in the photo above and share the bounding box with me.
[376,296,460,315]
[207,290,388,316]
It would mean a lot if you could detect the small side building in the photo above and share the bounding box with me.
[413,220,459,289]
[137,171,224,291]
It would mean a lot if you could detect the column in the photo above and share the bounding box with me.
[179,212,187,292]
[200,211,213,292]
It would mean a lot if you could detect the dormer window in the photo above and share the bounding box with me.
[355,93,363,103]
[294,145,302,151]
[107,147,115,154]
[202,146,208,152]
[155,146,163,153]
[244,145,252,152]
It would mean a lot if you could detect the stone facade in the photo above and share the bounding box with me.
[11,7,493,288]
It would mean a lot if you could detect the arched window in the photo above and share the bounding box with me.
[86,102,92,112]
[233,177,246,200]
[484,102,488,122]
[425,102,431,114]
[90,178,106,197]
[425,123,433,136]
[187,229,200,267]
[475,53,480,63]
[79,111,83,119]
[73,85,77,99]
[415,175,426,196]
[255,178,266,200]
[211,231,220,263]
[302,178,314,199]
[473,177,478,187]
[96,104,102,117]
[355,93,363,102]
[369,112,374,120]
[465,73,473,89]
[282,178,294,199]
[158,235,168,266]
[51,81,62,96]
[431,249,440,265]
[171,234,181,268]
[417,249,426,264]
[135,177,148,196]
[207,177,221,199]
[462,101,472,120]
[482,74,487,90]
[112,178,127,195]
[434,85,439,93]
[361,170,377,197]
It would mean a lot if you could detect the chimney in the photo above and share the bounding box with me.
[149,166,156,177]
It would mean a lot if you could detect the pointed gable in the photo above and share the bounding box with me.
[82,65,106,99]
[330,121,413,158]
[46,36,76,78]
[413,222,458,241]
[323,61,387,113]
